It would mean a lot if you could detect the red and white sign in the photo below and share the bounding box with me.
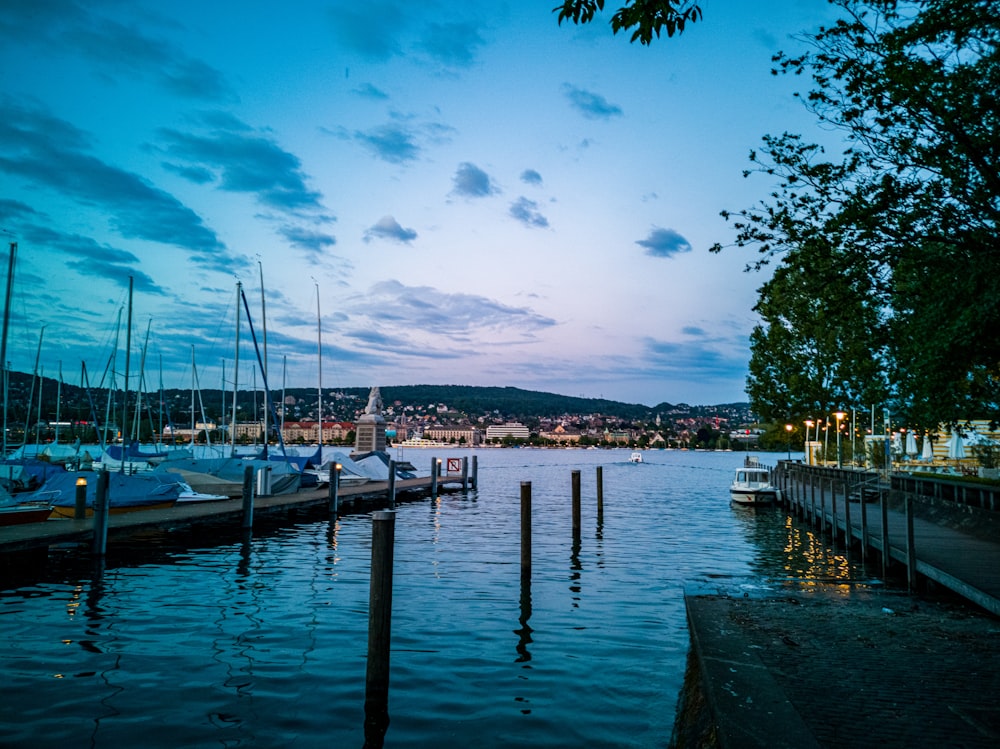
[446,458,461,474]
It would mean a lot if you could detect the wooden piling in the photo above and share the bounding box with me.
[831,479,839,552]
[430,457,439,496]
[809,473,817,527]
[880,487,891,580]
[241,464,254,530]
[860,484,869,566]
[364,510,396,745]
[387,459,396,510]
[843,481,852,558]
[91,471,110,556]
[471,455,478,490]
[596,466,604,519]
[520,481,531,581]
[571,470,581,540]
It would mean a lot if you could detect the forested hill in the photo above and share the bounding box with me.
[4,371,749,424]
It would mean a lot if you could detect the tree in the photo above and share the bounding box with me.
[553,0,703,44]
[713,0,1000,429]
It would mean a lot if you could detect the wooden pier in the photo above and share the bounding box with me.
[0,474,467,556]
[774,461,1000,615]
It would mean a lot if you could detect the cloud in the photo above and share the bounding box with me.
[636,227,693,258]
[0,98,225,258]
[563,84,623,120]
[350,280,557,338]
[641,336,748,381]
[353,122,421,164]
[327,1,408,61]
[364,215,418,244]
[509,197,549,229]
[280,225,338,255]
[520,169,543,186]
[158,112,326,213]
[417,21,486,68]
[353,83,390,100]
[451,162,499,198]
[0,4,232,101]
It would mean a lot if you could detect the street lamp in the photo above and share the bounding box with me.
[804,419,815,465]
[834,411,846,469]
[785,423,793,460]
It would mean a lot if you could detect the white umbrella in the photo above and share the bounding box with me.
[920,435,934,461]
[891,432,903,454]
[905,431,918,456]
[947,431,966,460]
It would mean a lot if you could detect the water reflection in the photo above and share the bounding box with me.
[515,574,533,664]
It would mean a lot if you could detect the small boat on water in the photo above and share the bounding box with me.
[0,488,53,526]
[729,461,779,506]
[628,451,643,463]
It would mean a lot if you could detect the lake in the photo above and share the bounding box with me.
[0,448,871,747]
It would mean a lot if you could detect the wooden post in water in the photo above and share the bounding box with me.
[74,476,88,520]
[387,459,396,510]
[520,482,531,581]
[860,484,869,566]
[596,466,604,519]
[364,510,396,746]
[91,471,110,556]
[843,481,853,558]
[571,470,581,541]
[809,473,817,527]
[881,487,891,580]
[241,464,254,530]
[905,493,917,592]
[470,455,478,490]
[820,477,827,536]
[461,456,469,491]
[830,479,839,553]
[328,462,341,514]
[430,457,439,497]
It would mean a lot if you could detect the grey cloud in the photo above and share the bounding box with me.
[0,98,224,256]
[451,162,498,198]
[328,2,408,61]
[636,227,693,258]
[364,216,418,244]
[509,197,549,229]
[353,122,421,164]
[520,169,543,185]
[280,226,337,255]
[563,84,623,120]
[642,336,748,381]
[417,21,485,68]
[158,114,326,213]
[353,83,390,100]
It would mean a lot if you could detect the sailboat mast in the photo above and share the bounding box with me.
[121,276,133,454]
[55,361,62,444]
[231,281,241,456]
[258,261,269,456]
[190,345,196,440]
[1,242,16,457]
[316,282,323,447]
[22,325,44,449]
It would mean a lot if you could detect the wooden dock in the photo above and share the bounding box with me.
[774,462,1000,615]
[0,474,467,556]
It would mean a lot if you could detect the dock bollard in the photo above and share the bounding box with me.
[75,476,88,520]
[364,510,396,745]
[241,465,255,530]
[520,481,531,581]
[387,459,397,509]
[328,462,341,514]
[91,471,110,556]
[571,470,581,540]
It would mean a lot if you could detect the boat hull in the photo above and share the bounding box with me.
[0,505,54,526]
[729,488,779,506]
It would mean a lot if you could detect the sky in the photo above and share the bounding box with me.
[0,0,843,407]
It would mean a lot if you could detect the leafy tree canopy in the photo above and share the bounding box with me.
[712,0,1000,430]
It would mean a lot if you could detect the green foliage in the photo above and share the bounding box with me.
[553,0,702,45]
[973,443,1000,469]
[713,0,1000,429]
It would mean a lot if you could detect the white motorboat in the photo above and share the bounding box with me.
[628,452,643,463]
[729,465,779,506]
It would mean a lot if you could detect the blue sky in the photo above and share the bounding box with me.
[0,0,840,407]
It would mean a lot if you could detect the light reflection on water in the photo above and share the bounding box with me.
[0,449,876,747]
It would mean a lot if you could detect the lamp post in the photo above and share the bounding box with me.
[834,411,846,469]
[785,423,793,460]
[804,420,814,465]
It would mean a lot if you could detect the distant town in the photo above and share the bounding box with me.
[3,372,761,451]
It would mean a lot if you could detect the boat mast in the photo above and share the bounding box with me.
[1,241,16,457]
[55,361,62,444]
[258,260,269,458]
[230,281,241,457]
[315,281,323,448]
[190,345,196,442]
[35,364,43,452]
[280,355,287,438]
[121,275,133,459]
[22,325,44,451]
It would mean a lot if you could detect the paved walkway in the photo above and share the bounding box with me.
[685,588,1000,748]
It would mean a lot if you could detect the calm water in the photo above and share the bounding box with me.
[0,449,871,748]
